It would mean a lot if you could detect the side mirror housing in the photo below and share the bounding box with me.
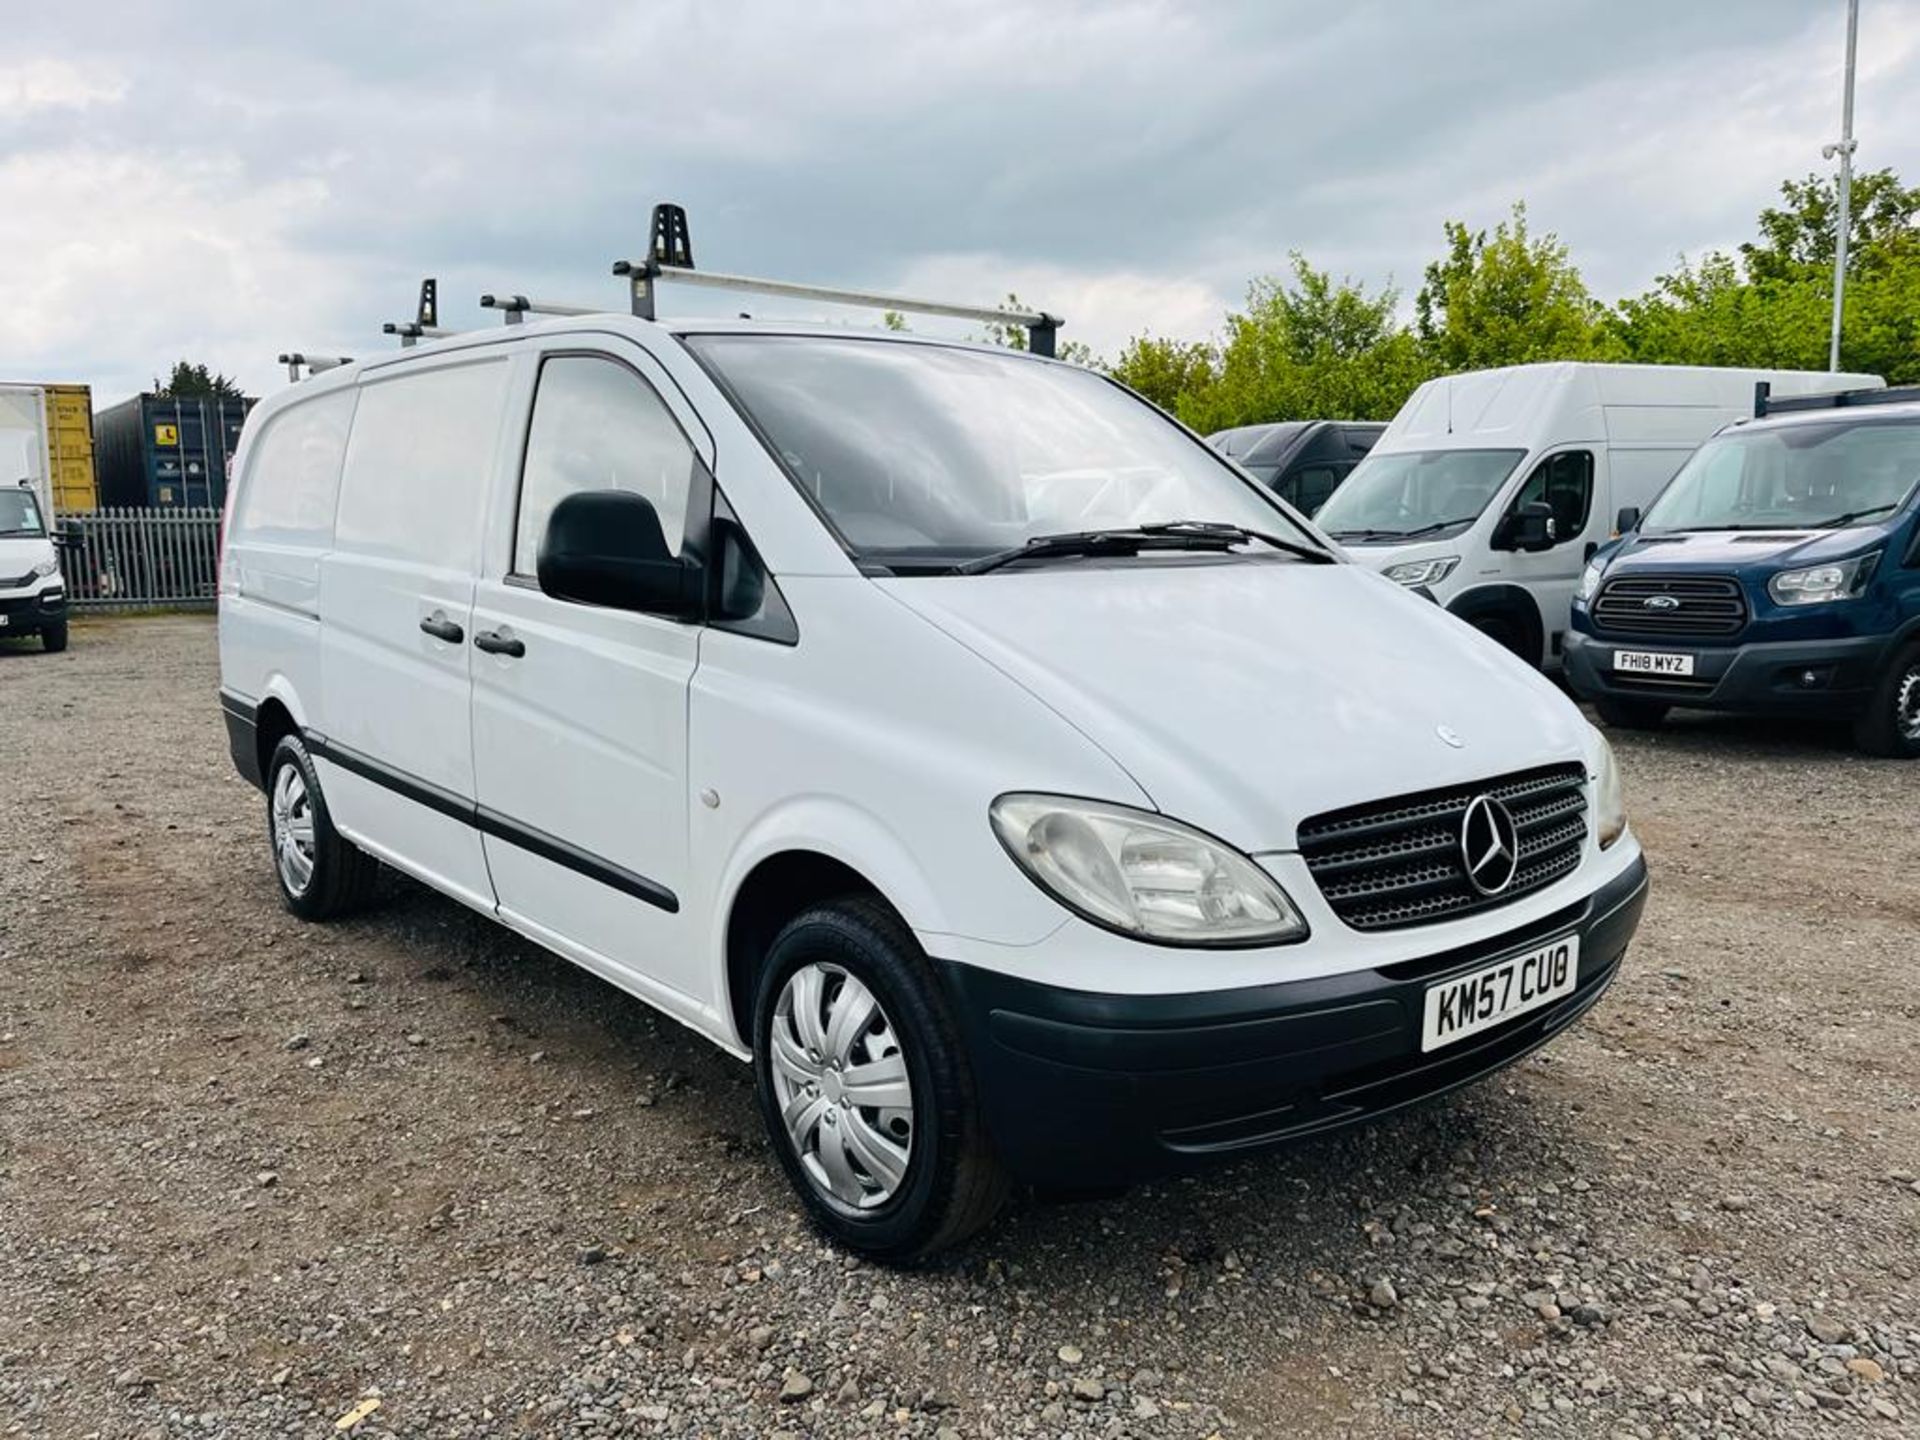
[537,490,701,619]
[1615,505,1641,535]
[1505,500,1556,553]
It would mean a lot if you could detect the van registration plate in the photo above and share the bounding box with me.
[1421,935,1579,1053]
[1612,650,1694,676]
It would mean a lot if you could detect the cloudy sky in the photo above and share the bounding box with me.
[4,1,1917,404]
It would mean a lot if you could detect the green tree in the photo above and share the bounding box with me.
[1742,168,1920,282]
[153,360,243,399]
[1107,334,1218,415]
[1415,204,1614,370]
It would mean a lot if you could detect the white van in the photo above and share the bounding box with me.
[1315,363,1882,667]
[0,387,70,651]
[218,305,1648,1258]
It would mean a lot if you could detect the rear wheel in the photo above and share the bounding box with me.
[1853,642,1920,758]
[1594,696,1670,731]
[40,619,67,653]
[753,898,1008,1262]
[266,734,380,919]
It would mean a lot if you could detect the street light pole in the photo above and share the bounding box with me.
[1823,0,1860,372]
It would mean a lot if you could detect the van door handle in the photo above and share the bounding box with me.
[473,628,525,658]
[419,613,464,643]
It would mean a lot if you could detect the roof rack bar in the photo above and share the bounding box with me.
[278,352,354,383]
[383,278,460,347]
[479,293,598,325]
[1754,380,1919,418]
[613,202,1064,357]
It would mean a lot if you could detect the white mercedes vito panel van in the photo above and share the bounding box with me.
[219,305,1647,1259]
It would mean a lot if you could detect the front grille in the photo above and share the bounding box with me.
[1298,764,1588,931]
[1592,573,1746,638]
[0,570,36,590]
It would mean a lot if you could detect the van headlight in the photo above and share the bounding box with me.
[1381,556,1459,588]
[31,557,58,578]
[1768,552,1879,606]
[990,794,1307,946]
[1577,558,1606,603]
[1593,736,1627,849]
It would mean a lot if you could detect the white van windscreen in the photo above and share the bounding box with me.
[687,335,1309,572]
[1315,449,1525,542]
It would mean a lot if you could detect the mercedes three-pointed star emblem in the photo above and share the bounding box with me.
[1459,794,1520,895]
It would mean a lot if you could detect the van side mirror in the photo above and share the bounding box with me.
[537,490,701,619]
[1502,501,1556,553]
[1615,505,1641,534]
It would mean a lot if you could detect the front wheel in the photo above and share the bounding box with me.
[1853,642,1920,758]
[40,619,67,653]
[1594,696,1670,731]
[752,898,1008,1261]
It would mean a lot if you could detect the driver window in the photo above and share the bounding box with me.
[513,355,696,575]
[1509,451,1593,544]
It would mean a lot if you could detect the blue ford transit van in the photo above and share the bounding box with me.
[1566,383,1920,757]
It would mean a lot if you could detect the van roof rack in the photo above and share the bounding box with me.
[478,293,598,323]
[1753,380,1920,418]
[611,202,1065,357]
[278,352,354,383]
[383,279,460,347]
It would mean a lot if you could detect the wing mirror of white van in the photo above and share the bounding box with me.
[1504,501,1557,553]
[1615,506,1641,535]
[536,490,702,620]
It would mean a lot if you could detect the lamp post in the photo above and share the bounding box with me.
[1822,0,1860,372]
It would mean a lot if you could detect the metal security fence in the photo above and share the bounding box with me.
[56,507,222,611]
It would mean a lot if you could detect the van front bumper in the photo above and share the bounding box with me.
[936,856,1647,1189]
[1564,630,1889,717]
[0,586,65,635]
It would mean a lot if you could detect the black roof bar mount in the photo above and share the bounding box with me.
[1753,379,1920,419]
[612,202,1065,356]
[278,352,354,383]
[383,278,460,347]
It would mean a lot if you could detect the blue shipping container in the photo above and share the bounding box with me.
[93,394,255,510]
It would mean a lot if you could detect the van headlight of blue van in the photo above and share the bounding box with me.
[990,794,1308,946]
[1577,557,1606,605]
[1767,551,1880,607]
[1380,556,1459,588]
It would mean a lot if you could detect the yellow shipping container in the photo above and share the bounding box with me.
[43,383,97,513]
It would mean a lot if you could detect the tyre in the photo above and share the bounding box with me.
[41,619,67,653]
[1853,641,1920,758]
[752,897,1008,1261]
[1466,612,1535,665]
[1594,696,1670,731]
[265,733,380,919]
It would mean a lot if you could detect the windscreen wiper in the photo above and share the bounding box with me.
[1135,519,1334,565]
[1805,502,1900,529]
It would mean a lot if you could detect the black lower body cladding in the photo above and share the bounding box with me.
[935,856,1648,1190]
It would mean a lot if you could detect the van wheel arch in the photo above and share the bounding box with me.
[255,698,299,787]
[725,851,906,1047]
[1447,586,1544,666]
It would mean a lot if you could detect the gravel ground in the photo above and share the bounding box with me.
[1,614,1915,1440]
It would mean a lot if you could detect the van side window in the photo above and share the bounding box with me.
[337,360,510,570]
[233,389,356,547]
[1510,451,1594,543]
[1288,464,1342,516]
[513,356,696,576]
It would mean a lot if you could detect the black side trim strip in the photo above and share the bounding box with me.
[477,806,680,913]
[218,688,259,724]
[219,689,263,791]
[303,732,679,914]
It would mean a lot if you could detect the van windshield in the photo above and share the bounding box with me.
[1314,448,1524,541]
[685,335,1314,572]
[1642,418,1920,532]
[0,488,47,537]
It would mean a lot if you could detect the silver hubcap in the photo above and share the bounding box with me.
[769,963,914,1211]
[1898,666,1920,743]
[271,764,317,896]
